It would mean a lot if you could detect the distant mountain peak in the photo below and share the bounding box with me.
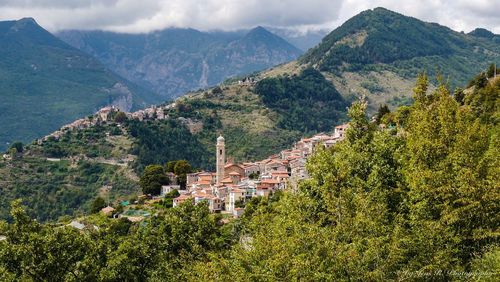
[300,7,461,70]
[468,28,496,39]
[244,26,275,38]
[12,17,39,29]
[18,17,37,23]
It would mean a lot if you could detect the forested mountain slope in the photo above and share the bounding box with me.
[0,18,156,151]
[300,7,500,112]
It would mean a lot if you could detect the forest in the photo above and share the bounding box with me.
[254,68,348,133]
[0,72,498,281]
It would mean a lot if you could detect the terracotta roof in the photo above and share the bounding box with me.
[225,163,244,169]
[175,194,192,200]
[229,171,241,176]
[221,177,233,183]
[261,179,280,184]
[230,188,246,193]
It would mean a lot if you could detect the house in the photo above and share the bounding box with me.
[161,185,181,197]
[229,171,242,184]
[264,159,287,174]
[260,179,280,190]
[224,163,245,178]
[256,186,272,197]
[334,123,349,139]
[221,177,234,185]
[193,192,223,213]
[242,163,260,177]
[324,138,340,148]
[100,206,115,216]
[237,179,257,198]
[227,188,246,212]
[173,194,193,207]
[233,207,244,218]
[97,106,115,121]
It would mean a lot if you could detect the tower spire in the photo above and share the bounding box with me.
[216,135,225,185]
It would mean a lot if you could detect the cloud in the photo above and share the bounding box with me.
[0,0,498,34]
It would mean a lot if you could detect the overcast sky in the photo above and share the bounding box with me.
[0,0,499,34]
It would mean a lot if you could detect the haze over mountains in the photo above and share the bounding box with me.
[57,26,303,99]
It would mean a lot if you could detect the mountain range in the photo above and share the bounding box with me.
[1,7,499,152]
[0,20,303,151]
[0,7,499,221]
[57,26,303,99]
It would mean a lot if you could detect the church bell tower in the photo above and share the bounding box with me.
[216,135,225,185]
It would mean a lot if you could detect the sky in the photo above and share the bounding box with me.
[0,0,499,34]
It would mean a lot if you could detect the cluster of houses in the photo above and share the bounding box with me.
[34,102,349,219]
[167,124,349,217]
[37,103,194,143]
[237,76,258,86]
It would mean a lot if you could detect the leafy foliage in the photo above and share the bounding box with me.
[140,165,169,196]
[0,72,497,281]
[188,74,500,280]
[0,200,236,281]
[255,68,347,133]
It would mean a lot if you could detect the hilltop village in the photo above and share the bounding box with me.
[35,104,348,220]
[171,124,347,217]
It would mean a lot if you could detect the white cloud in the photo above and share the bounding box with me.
[0,0,498,34]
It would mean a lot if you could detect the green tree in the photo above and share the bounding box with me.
[140,165,169,195]
[173,160,192,189]
[486,63,498,78]
[165,160,177,173]
[454,87,465,105]
[113,111,127,123]
[9,142,23,153]
[375,104,390,123]
[91,196,107,214]
[0,201,100,281]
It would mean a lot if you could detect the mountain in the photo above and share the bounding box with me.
[1,7,499,221]
[300,8,500,103]
[468,28,500,43]
[57,27,303,99]
[0,18,156,151]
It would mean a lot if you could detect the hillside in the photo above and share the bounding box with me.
[0,18,157,151]
[299,7,500,111]
[1,7,499,222]
[57,27,302,99]
[0,65,349,222]
[0,70,498,281]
